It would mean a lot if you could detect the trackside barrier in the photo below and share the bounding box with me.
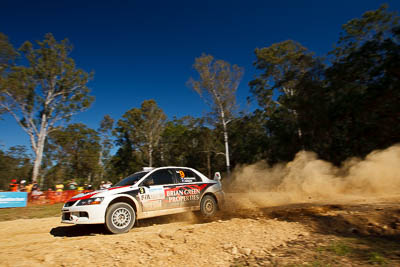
[0,192,28,208]
[26,190,93,205]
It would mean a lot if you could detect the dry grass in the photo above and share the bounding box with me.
[0,203,64,221]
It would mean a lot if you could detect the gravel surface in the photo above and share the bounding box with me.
[1,194,400,266]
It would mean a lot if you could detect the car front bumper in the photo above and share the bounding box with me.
[61,204,106,224]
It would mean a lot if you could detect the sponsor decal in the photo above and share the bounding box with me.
[164,184,209,203]
[181,177,196,183]
[138,186,164,201]
[0,192,28,208]
[147,186,164,199]
[140,194,150,201]
[166,188,200,197]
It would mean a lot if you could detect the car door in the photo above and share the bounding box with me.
[138,168,178,212]
[170,168,203,208]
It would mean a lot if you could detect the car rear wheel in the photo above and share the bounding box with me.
[105,202,135,234]
[200,195,217,217]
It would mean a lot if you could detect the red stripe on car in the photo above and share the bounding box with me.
[69,192,97,201]
[107,185,130,191]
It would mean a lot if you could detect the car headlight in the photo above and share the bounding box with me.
[77,197,104,206]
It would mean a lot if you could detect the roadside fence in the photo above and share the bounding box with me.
[28,190,93,205]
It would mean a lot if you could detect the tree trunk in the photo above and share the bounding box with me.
[98,149,104,181]
[32,129,46,186]
[292,109,303,149]
[160,143,164,165]
[220,109,231,178]
[149,143,153,167]
[223,123,231,177]
[32,114,48,188]
[32,152,42,182]
[207,151,211,179]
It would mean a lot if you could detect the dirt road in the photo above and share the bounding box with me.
[1,194,400,266]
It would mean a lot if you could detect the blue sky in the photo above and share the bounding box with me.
[1,0,399,150]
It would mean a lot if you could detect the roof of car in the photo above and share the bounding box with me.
[142,166,193,172]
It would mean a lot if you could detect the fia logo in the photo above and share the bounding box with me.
[140,194,150,201]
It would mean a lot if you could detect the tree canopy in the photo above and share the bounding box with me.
[0,33,94,184]
[0,5,399,190]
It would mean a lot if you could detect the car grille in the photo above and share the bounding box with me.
[62,212,88,221]
[63,212,71,221]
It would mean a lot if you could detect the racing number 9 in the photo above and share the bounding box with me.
[179,171,185,178]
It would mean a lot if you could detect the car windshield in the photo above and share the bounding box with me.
[114,172,147,186]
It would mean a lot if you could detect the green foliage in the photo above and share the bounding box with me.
[327,241,352,256]
[188,54,243,176]
[108,140,143,183]
[332,4,399,60]
[249,5,400,165]
[6,33,94,122]
[0,33,17,117]
[0,33,94,183]
[188,53,243,123]
[250,40,316,110]
[46,123,101,187]
[159,116,225,177]
[0,146,32,190]
[229,110,269,165]
[0,33,17,74]
[98,114,114,178]
[368,252,387,265]
[114,99,166,169]
[1,6,400,183]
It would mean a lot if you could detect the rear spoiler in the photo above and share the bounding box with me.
[213,172,221,182]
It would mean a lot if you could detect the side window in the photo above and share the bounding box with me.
[175,169,202,183]
[150,169,175,185]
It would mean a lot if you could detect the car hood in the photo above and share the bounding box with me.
[68,185,137,202]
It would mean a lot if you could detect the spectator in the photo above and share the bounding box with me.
[77,185,84,192]
[31,181,43,199]
[104,181,112,189]
[25,182,33,193]
[100,181,106,190]
[19,180,27,192]
[9,179,18,192]
[32,181,39,192]
[68,179,78,190]
[86,183,93,190]
[55,182,64,192]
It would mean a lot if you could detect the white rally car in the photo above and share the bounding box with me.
[61,166,224,234]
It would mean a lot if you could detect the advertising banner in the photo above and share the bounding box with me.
[0,192,28,208]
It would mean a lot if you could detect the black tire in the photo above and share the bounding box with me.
[200,195,217,217]
[105,202,135,234]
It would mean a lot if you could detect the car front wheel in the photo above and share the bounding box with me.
[105,202,135,234]
[200,195,217,217]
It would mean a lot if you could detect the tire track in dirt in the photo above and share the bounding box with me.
[0,213,309,266]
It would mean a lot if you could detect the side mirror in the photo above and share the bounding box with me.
[213,172,221,181]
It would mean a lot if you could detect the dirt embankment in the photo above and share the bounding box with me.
[1,194,400,266]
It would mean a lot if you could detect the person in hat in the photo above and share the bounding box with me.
[100,181,106,190]
[9,179,18,192]
[19,180,27,192]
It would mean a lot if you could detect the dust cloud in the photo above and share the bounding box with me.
[226,144,400,208]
